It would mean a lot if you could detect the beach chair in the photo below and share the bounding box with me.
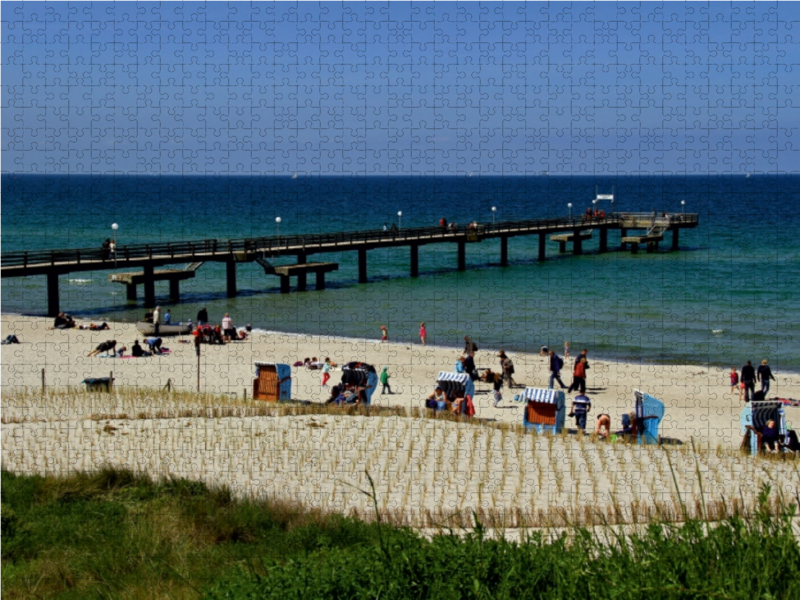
[435,372,476,414]
[521,387,566,434]
[253,362,292,401]
[341,362,378,405]
[82,376,114,392]
[740,401,786,456]
[633,390,665,445]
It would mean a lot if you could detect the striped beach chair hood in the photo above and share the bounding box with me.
[522,387,560,405]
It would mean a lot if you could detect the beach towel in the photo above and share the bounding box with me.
[464,395,475,417]
[777,397,800,407]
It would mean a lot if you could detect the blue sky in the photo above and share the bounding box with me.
[3,1,799,175]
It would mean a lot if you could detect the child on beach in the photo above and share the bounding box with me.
[419,322,426,346]
[380,367,392,394]
[380,325,388,342]
[493,374,503,407]
[564,341,570,358]
[321,358,332,387]
[730,368,739,395]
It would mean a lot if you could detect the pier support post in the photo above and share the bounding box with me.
[280,276,290,294]
[126,284,137,302]
[538,234,546,261]
[500,236,508,266]
[297,252,307,264]
[358,249,368,283]
[671,229,679,251]
[169,279,180,301]
[558,241,567,254]
[46,272,60,317]
[410,244,419,277]
[599,228,608,253]
[647,241,659,254]
[143,265,156,308]
[316,271,326,290]
[572,230,583,256]
[620,228,627,250]
[226,260,237,298]
[630,243,639,254]
[297,273,307,291]
[457,241,466,271]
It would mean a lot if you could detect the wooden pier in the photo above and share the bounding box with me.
[1,212,699,316]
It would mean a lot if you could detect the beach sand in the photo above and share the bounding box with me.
[3,315,800,526]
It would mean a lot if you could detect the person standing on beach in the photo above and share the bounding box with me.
[152,307,161,335]
[380,325,388,342]
[730,367,739,395]
[568,356,588,394]
[493,373,504,407]
[757,360,776,397]
[574,348,589,370]
[164,309,172,325]
[197,307,208,326]
[570,392,592,431]
[563,341,570,358]
[419,322,427,346]
[221,313,235,342]
[548,350,567,390]
[741,360,756,402]
[463,336,478,355]
[321,358,332,387]
[498,350,516,388]
[380,367,393,394]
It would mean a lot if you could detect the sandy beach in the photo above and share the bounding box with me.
[3,314,800,526]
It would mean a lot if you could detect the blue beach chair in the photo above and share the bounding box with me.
[253,362,292,401]
[521,387,566,434]
[740,401,786,456]
[634,390,665,445]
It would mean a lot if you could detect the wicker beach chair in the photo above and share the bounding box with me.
[740,401,786,456]
[521,387,566,434]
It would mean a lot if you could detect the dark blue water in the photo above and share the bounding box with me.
[3,174,799,372]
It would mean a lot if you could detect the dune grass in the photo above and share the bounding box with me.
[2,468,799,599]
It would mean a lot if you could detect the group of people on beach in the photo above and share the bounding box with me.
[86,338,166,358]
[730,360,776,402]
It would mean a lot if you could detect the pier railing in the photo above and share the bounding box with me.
[1,213,699,269]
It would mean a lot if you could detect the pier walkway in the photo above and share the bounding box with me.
[1,212,699,316]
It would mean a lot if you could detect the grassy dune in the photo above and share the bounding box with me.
[2,468,800,599]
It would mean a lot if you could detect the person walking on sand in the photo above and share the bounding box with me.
[419,322,427,346]
[321,358,332,387]
[498,350,516,388]
[568,356,588,394]
[757,359,776,397]
[741,360,756,402]
[380,367,393,394]
[164,309,172,325]
[380,325,388,342]
[730,367,739,395]
[197,307,208,326]
[548,350,567,390]
[564,341,570,358]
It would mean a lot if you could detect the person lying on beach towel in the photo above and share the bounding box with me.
[0,334,20,345]
[145,337,163,354]
[778,398,800,407]
[79,322,110,331]
[87,340,116,357]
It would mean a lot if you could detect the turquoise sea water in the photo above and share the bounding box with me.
[2,174,799,372]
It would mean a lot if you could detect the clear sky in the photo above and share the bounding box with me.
[3,1,799,175]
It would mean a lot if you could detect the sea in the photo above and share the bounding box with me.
[2,174,799,373]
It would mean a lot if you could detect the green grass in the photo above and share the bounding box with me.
[3,468,800,599]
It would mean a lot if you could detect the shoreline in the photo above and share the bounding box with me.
[3,311,796,376]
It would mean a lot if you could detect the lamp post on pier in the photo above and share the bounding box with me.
[275,217,281,243]
[397,211,402,230]
[111,223,118,270]
[491,206,497,226]
[681,200,686,214]
[567,203,572,221]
